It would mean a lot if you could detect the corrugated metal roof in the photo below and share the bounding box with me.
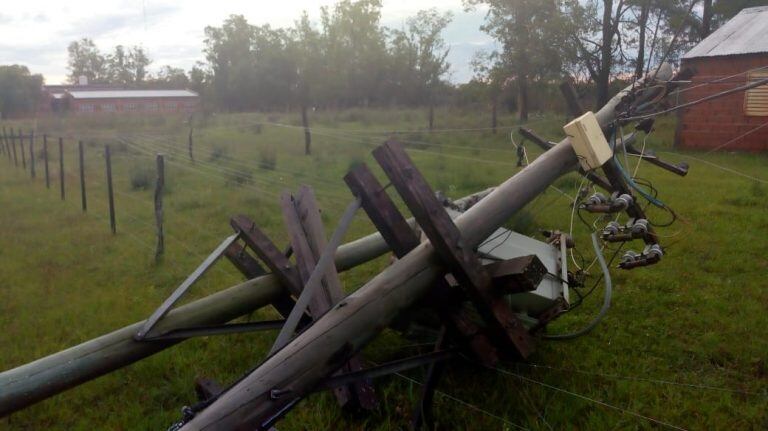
[684,6,768,59]
[67,89,199,99]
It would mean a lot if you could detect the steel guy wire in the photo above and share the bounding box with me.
[262,120,545,155]
[512,362,765,397]
[119,138,285,201]
[658,151,767,184]
[622,76,768,122]
[124,134,352,203]
[129,131,350,191]
[487,365,689,431]
[704,122,768,154]
[80,147,238,249]
[390,371,531,431]
[670,64,768,97]
[261,117,556,135]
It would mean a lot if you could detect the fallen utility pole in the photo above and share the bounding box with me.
[0,226,410,416]
[180,72,670,430]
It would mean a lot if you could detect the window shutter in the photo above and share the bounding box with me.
[745,71,768,116]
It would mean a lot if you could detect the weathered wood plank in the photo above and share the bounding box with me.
[224,242,298,320]
[344,164,420,258]
[344,162,499,364]
[281,187,376,410]
[230,215,303,297]
[373,140,533,358]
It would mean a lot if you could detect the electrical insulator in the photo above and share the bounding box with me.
[619,243,663,269]
[603,221,621,237]
[631,219,649,236]
[621,250,640,265]
[612,193,634,210]
[587,193,607,206]
[644,243,663,259]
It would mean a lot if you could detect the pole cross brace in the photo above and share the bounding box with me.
[224,241,300,321]
[373,140,534,359]
[276,186,376,411]
[345,163,500,365]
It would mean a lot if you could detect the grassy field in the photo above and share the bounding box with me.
[0,108,767,430]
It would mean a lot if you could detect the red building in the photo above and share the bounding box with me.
[676,6,768,152]
[65,89,200,116]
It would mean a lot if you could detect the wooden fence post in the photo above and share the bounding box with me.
[58,137,65,200]
[491,97,498,135]
[154,153,165,262]
[188,126,194,163]
[43,135,50,189]
[0,126,6,157]
[29,131,35,179]
[79,141,87,212]
[19,130,26,170]
[105,144,116,234]
[10,128,18,167]
[301,104,311,155]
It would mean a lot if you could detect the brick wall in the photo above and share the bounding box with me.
[677,53,768,152]
[68,97,200,116]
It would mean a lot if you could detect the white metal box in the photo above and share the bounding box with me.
[563,111,613,171]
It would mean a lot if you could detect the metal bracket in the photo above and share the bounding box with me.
[135,233,240,340]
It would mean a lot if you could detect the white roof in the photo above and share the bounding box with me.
[67,89,199,99]
[684,6,768,59]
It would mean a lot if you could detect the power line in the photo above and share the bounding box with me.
[488,365,690,431]
[622,77,768,122]
[512,362,764,396]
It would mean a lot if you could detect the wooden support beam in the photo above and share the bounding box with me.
[280,187,377,410]
[344,164,420,257]
[344,162,499,363]
[230,215,303,297]
[224,242,299,321]
[0,223,419,416]
[373,141,533,358]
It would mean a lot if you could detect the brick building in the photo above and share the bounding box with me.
[65,89,200,116]
[676,6,768,151]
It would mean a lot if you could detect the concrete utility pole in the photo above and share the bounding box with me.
[181,75,661,429]
[0,226,411,416]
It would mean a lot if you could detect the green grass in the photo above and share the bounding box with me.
[1,108,767,430]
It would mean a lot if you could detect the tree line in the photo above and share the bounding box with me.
[0,0,761,119]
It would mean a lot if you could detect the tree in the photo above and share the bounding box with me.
[467,0,569,120]
[632,0,652,79]
[320,0,387,106]
[567,0,633,108]
[129,46,151,84]
[151,66,190,87]
[701,0,713,38]
[0,65,43,118]
[107,45,135,85]
[204,15,258,110]
[390,8,452,127]
[67,38,108,84]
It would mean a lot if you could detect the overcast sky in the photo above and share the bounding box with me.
[0,0,496,85]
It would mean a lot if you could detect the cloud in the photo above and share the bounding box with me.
[58,3,180,40]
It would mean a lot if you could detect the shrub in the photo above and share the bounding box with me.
[129,163,154,191]
[208,145,227,162]
[258,146,277,171]
[225,168,253,187]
